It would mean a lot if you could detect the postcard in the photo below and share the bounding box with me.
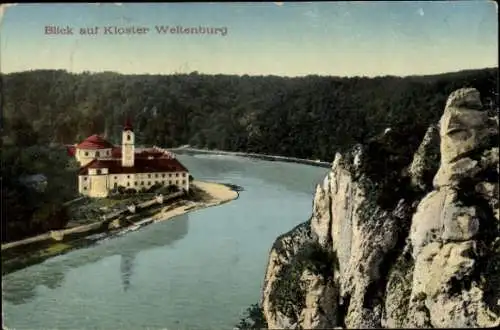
[1,2,498,329]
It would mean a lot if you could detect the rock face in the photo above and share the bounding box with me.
[407,88,499,328]
[260,88,499,329]
[409,123,440,192]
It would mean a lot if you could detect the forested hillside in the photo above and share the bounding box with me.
[2,68,498,160]
[1,68,498,243]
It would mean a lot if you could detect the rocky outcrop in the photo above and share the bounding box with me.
[260,88,499,329]
[407,88,499,328]
[261,221,311,328]
[261,221,340,329]
[409,123,440,192]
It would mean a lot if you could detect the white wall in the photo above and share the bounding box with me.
[89,168,109,175]
[78,175,90,195]
[78,171,190,196]
[122,130,135,167]
[76,148,113,166]
[91,175,109,198]
[110,171,189,191]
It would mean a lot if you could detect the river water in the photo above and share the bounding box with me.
[2,153,329,330]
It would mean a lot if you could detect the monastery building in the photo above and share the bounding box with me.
[67,119,189,198]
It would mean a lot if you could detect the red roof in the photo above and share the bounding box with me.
[124,117,133,132]
[76,135,115,150]
[111,147,122,158]
[66,145,76,156]
[78,157,188,175]
[111,147,173,159]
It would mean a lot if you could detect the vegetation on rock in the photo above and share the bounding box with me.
[384,247,415,327]
[269,240,338,324]
[352,128,428,225]
[235,303,268,330]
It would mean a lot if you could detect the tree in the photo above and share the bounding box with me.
[0,68,497,244]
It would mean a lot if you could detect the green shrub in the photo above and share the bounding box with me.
[269,240,337,322]
[235,303,268,329]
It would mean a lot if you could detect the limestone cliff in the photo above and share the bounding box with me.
[260,88,499,329]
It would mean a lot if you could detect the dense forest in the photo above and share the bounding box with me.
[2,68,498,159]
[1,68,498,243]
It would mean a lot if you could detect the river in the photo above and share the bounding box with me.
[2,153,329,330]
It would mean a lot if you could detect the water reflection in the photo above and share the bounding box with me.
[120,253,134,292]
[2,214,189,305]
[1,269,66,305]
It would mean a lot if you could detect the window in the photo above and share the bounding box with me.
[176,173,179,177]
[148,174,151,178]
[162,174,166,178]
[96,151,100,157]
[182,173,186,177]
[84,177,87,181]
[169,174,172,177]
[155,181,159,184]
[155,174,158,178]
[114,176,117,180]
[85,152,89,156]
[148,181,151,185]
[134,182,138,186]
[182,180,186,184]
[127,182,130,187]
[127,175,130,179]
[96,169,102,175]
[141,181,144,185]
[127,134,131,141]
[176,180,179,184]
[84,187,87,190]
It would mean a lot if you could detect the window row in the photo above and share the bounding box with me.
[112,173,186,179]
[83,172,187,180]
[124,180,186,187]
[83,150,111,157]
[82,180,186,190]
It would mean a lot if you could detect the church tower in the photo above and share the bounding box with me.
[122,117,135,167]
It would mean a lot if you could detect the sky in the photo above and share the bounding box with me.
[0,1,498,77]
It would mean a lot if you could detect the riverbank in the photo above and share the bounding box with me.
[152,180,239,223]
[2,152,330,330]
[169,146,332,168]
[1,180,239,254]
